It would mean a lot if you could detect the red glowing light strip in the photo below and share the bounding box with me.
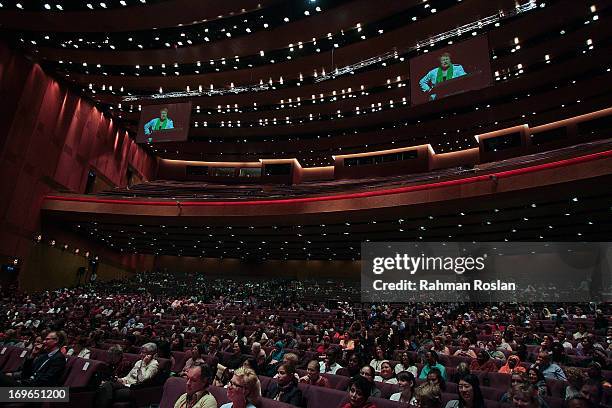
[44,149,612,207]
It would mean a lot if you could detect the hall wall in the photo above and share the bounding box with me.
[0,42,157,290]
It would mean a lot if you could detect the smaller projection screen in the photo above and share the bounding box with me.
[410,35,492,106]
[136,102,192,143]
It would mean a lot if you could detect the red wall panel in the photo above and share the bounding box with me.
[0,41,157,286]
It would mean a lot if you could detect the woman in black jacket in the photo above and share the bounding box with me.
[265,363,304,407]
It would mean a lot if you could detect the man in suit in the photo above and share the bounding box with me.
[0,330,67,386]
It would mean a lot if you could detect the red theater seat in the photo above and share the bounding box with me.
[160,376,187,408]
[1,347,29,373]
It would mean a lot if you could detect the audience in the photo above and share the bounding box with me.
[264,363,304,406]
[299,359,330,387]
[220,367,262,408]
[358,365,381,398]
[414,383,443,408]
[389,371,416,404]
[373,360,397,384]
[534,351,567,381]
[444,374,485,408]
[420,351,448,381]
[181,344,207,376]
[175,363,217,408]
[499,354,526,375]
[0,274,610,408]
[527,367,550,398]
[340,375,378,408]
[394,351,418,377]
[94,342,160,408]
[469,350,497,372]
[511,384,542,408]
[0,330,67,386]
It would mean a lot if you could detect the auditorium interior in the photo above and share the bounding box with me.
[0,0,610,407]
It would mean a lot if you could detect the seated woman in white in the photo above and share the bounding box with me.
[390,371,417,405]
[374,361,398,384]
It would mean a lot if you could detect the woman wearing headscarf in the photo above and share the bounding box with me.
[499,354,526,375]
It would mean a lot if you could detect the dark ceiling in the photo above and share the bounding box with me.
[3,0,608,166]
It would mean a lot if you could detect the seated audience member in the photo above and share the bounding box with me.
[272,352,300,381]
[171,334,185,352]
[485,341,507,363]
[340,375,378,408]
[586,362,612,389]
[338,352,362,378]
[454,337,477,359]
[493,331,513,352]
[220,367,262,408]
[527,367,550,398]
[394,351,418,377]
[419,351,447,381]
[66,336,91,359]
[0,330,67,387]
[444,374,485,408]
[220,339,232,353]
[414,383,443,408]
[340,332,355,350]
[316,335,331,354]
[573,323,589,340]
[451,362,471,384]
[94,342,160,408]
[534,351,567,381]
[369,346,387,374]
[501,373,528,403]
[580,379,606,408]
[225,342,245,370]
[300,359,331,387]
[556,329,573,350]
[565,396,596,408]
[433,336,451,355]
[426,368,447,392]
[269,341,285,365]
[206,336,222,362]
[374,360,398,384]
[182,344,207,376]
[320,347,343,374]
[358,365,381,398]
[564,367,587,400]
[511,384,543,408]
[174,363,218,408]
[98,345,132,383]
[469,349,498,372]
[550,342,568,365]
[390,371,417,404]
[499,354,527,375]
[250,342,266,361]
[265,363,304,406]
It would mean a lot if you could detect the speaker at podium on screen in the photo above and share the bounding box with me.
[410,35,492,106]
[143,107,174,135]
[418,52,467,101]
[136,102,192,143]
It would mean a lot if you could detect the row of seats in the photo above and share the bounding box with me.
[159,375,518,408]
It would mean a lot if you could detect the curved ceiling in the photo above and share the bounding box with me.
[0,0,282,32]
[1,0,609,165]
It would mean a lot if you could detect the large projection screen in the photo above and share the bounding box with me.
[136,102,192,143]
[410,35,492,106]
